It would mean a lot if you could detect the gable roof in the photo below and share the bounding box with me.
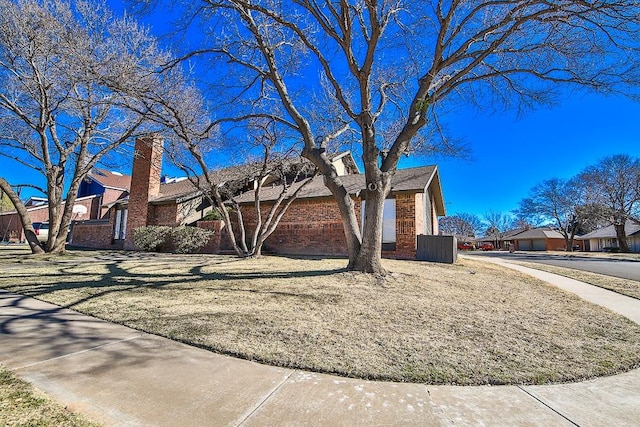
[149,161,295,204]
[149,152,358,205]
[232,165,444,215]
[88,168,131,191]
[578,220,640,240]
[509,227,565,240]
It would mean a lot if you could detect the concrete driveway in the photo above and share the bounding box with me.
[467,251,640,282]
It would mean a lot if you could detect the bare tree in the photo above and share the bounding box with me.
[0,0,167,253]
[439,212,481,242]
[142,0,640,272]
[482,210,513,249]
[578,154,640,252]
[144,70,317,257]
[517,177,586,251]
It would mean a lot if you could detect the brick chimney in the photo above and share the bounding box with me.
[124,134,163,250]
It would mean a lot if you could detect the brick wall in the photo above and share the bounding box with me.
[124,135,163,249]
[236,193,431,259]
[69,214,124,250]
[150,203,179,227]
[394,193,420,259]
[238,197,361,256]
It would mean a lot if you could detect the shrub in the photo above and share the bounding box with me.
[133,226,171,252]
[133,225,214,254]
[201,209,224,221]
[170,226,214,254]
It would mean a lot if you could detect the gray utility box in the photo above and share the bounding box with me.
[416,235,457,264]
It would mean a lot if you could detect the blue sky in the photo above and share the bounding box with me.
[2,1,639,221]
[426,92,640,218]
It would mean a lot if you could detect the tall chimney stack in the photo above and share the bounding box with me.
[124,134,163,250]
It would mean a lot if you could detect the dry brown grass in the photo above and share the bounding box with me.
[1,246,639,386]
[512,261,640,300]
[0,365,100,427]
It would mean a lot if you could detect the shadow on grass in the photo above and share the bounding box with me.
[0,250,347,333]
[0,251,348,377]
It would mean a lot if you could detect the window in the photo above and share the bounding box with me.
[114,208,128,240]
[361,198,396,251]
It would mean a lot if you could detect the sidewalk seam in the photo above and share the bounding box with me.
[235,370,295,427]
[516,385,579,426]
[13,335,143,370]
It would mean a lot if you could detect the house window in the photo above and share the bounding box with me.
[361,198,396,251]
[114,208,128,240]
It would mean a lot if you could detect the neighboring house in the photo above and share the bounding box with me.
[509,227,570,251]
[476,228,527,250]
[78,168,132,218]
[0,168,134,243]
[71,135,446,260]
[0,195,101,243]
[477,227,581,251]
[578,221,640,252]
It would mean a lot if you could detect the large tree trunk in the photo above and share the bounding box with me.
[614,222,630,252]
[351,188,385,273]
[0,178,45,254]
[350,172,392,273]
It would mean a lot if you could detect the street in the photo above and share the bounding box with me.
[468,251,640,282]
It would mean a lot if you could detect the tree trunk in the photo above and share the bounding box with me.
[0,178,44,254]
[350,180,388,273]
[614,222,630,252]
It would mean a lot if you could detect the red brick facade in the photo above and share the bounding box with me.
[234,192,431,259]
[236,197,361,256]
[70,217,124,250]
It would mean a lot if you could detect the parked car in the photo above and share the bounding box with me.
[480,242,494,251]
[457,241,474,250]
[32,222,49,244]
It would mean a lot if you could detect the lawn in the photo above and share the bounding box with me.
[0,365,99,427]
[1,246,639,386]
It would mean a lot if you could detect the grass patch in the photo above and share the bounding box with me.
[1,247,639,386]
[0,365,100,427]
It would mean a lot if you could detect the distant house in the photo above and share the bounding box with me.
[509,227,569,251]
[578,221,640,253]
[477,226,580,251]
[476,228,528,250]
[71,135,446,259]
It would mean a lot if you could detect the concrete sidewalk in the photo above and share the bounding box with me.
[2,260,640,426]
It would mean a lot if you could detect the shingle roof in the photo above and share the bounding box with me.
[232,165,439,204]
[510,227,565,240]
[88,168,131,191]
[149,160,307,204]
[150,153,349,205]
[578,220,640,240]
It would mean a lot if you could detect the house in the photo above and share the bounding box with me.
[476,226,581,251]
[578,221,640,252]
[78,168,132,218]
[230,164,444,259]
[71,135,446,259]
[0,168,135,243]
[476,228,528,250]
[509,227,569,251]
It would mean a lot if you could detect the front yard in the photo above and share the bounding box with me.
[1,246,639,386]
